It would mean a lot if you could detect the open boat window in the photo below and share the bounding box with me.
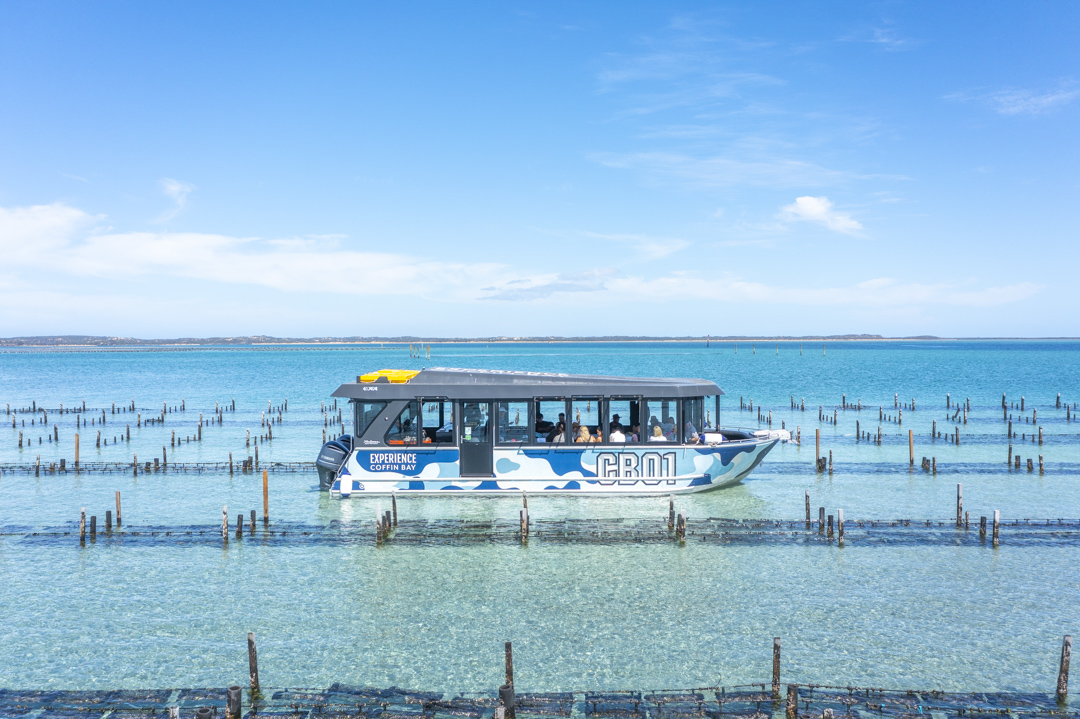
[606,397,641,444]
[644,398,679,443]
[355,401,387,439]
[385,400,420,445]
[571,398,602,443]
[497,401,530,444]
[703,395,718,432]
[533,399,568,444]
[421,398,454,445]
[683,397,704,444]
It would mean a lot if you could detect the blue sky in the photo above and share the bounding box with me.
[0,1,1077,338]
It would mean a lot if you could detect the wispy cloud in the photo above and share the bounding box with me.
[155,178,196,223]
[948,81,1080,116]
[591,151,855,189]
[780,196,864,235]
[481,271,610,301]
[582,231,690,259]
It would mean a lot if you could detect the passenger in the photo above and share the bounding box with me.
[662,416,676,441]
[649,425,667,442]
[535,413,554,434]
[629,424,640,442]
[576,425,593,443]
[610,413,623,431]
[684,420,700,444]
[609,424,626,442]
[548,421,566,443]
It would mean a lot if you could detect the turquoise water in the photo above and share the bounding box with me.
[0,341,1078,692]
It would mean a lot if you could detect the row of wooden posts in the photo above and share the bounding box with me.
[79,470,271,544]
[194,632,1073,719]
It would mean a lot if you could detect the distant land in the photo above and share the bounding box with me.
[0,334,1004,347]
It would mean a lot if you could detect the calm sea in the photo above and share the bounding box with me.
[0,341,1077,692]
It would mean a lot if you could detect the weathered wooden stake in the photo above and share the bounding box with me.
[80,507,86,543]
[263,469,269,525]
[786,684,798,719]
[116,491,122,525]
[838,508,844,546]
[668,495,675,529]
[815,428,820,464]
[804,491,810,528]
[818,507,825,533]
[992,510,1000,547]
[222,506,229,541]
[227,685,242,719]
[105,510,112,531]
[89,515,96,540]
[248,632,261,693]
[908,430,914,466]
[1058,635,1072,702]
[505,640,514,687]
[772,637,781,695]
[74,433,80,467]
[956,484,963,527]
[392,492,398,527]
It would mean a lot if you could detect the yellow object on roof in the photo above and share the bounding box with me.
[359,369,420,384]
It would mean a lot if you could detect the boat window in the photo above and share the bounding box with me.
[683,397,704,444]
[703,395,718,431]
[533,399,567,444]
[385,400,420,445]
[606,398,640,443]
[421,399,454,444]
[461,401,491,443]
[497,401,530,444]
[355,401,387,439]
[644,398,679,443]
[571,398,602,443]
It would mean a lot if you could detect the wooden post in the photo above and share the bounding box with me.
[1058,635,1072,702]
[116,491,122,525]
[818,507,825,533]
[237,514,243,538]
[908,430,913,466]
[804,491,810,528]
[815,429,820,463]
[772,637,781,695]
[838,508,844,546]
[956,484,963,527]
[105,510,112,532]
[980,516,987,538]
[786,684,798,719]
[392,492,398,527]
[505,640,514,687]
[75,433,79,467]
[229,452,233,475]
[227,685,242,719]
[250,510,256,532]
[89,515,96,539]
[223,506,229,542]
[262,469,269,525]
[955,426,960,445]
[668,495,675,529]
[80,507,86,543]
[992,510,1000,547]
[248,632,261,693]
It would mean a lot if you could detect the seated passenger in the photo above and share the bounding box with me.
[548,421,566,443]
[684,420,700,444]
[535,413,554,434]
[609,425,626,442]
[576,425,591,443]
[629,424,640,442]
[662,416,676,441]
[610,414,623,431]
[649,425,667,442]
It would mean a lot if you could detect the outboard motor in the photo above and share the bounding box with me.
[316,435,353,490]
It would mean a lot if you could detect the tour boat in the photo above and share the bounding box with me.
[315,368,779,496]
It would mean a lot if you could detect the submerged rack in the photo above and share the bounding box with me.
[8,516,1080,548]
[0,683,1075,719]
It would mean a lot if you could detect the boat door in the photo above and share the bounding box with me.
[459,401,493,477]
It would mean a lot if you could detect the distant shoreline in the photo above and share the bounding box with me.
[1,334,1078,348]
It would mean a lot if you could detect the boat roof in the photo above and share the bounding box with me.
[331,367,724,401]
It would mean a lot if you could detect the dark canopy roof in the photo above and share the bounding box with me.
[331,367,724,401]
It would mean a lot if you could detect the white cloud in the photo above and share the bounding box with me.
[0,201,502,300]
[156,178,196,222]
[780,196,864,235]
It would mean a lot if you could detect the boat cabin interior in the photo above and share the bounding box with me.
[332,368,755,455]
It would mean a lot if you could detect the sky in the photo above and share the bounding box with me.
[0,1,1077,338]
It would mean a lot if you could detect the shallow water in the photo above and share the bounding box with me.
[0,341,1077,691]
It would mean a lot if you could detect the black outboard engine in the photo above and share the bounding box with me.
[316,435,353,490]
